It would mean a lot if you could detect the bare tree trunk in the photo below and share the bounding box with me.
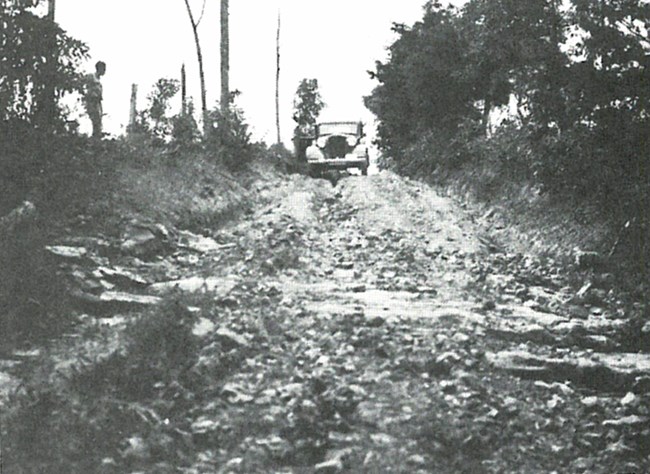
[181,64,187,116]
[183,0,208,135]
[275,11,281,145]
[128,84,137,134]
[220,0,229,115]
[40,0,56,131]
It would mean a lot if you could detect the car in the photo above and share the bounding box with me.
[304,121,369,176]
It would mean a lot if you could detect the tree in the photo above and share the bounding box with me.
[459,0,569,133]
[1,0,88,131]
[39,0,56,130]
[365,5,474,160]
[220,0,229,114]
[183,0,208,134]
[139,78,180,141]
[568,0,650,128]
[275,10,281,144]
[292,78,325,138]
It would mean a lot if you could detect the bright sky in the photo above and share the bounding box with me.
[56,1,455,145]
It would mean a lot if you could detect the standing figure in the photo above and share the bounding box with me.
[84,61,106,139]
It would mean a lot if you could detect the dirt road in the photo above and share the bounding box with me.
[3,170,649,472]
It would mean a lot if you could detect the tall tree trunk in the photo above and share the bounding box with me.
[128,83,137,134]
[220,0,229,115]
[183,0,208,135]
[181,63,187,116]
[275,11,281,145]
[40,0,56,131]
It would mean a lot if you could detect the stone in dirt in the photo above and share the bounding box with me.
[148,276,239,296]
[216,327,248,350]
[72,289,162,313]
[45,245,88,259]
[99,291,161,305]
[487,350,650,391]
[192,318,216,337]
[314,458,343,473]
[120,222,170,257]
[602,415,648,427]
[94,266,149,288]
[574,250,605,270]
[177,230,224,253]
[407,454,427,467]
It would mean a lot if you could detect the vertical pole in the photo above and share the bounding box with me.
[181,64,187,116]
[275,10,281,145]
[42,0,56,130]
[220,0,230,115]
[128,84,137,134]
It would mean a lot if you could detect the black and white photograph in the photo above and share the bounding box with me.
[1,0,649,472]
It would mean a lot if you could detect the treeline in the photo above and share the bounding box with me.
[0,0,261,172]
[366,0,649,260]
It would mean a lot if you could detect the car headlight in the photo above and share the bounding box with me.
[346,136,357,147]
[306,147,324,160]
[317,137,328,148]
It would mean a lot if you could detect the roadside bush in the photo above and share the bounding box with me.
[205,105,253,171]
[2,300,200,472]
[0,130,119,345]
[171,109,200,148]
[269,142,305,174]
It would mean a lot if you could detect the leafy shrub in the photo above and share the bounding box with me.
[1,1,88,129]
[171,107,200,148]
[205,104,253,171]
[132,78,182,145]
[269,142,305,174]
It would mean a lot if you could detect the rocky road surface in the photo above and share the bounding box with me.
[2,170,650,473]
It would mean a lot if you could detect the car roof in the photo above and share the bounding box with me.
[318,121,359,125]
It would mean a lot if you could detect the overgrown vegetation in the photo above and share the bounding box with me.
[366,0,649,275]
[291,78,325,165]
[0,0,281,351]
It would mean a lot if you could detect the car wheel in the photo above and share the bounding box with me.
[361,166,368,176]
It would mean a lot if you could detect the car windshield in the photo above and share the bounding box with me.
[318,122,358,136]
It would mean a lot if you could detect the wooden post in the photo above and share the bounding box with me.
[128,84,137,134]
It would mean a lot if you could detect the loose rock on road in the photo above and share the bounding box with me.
[4,170,649,473]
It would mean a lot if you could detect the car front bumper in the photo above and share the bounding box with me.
[307,157,368,169]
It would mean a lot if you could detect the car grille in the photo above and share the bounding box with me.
[324,136,351,159]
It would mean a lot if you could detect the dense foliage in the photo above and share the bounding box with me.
[366,0,650,265]
[292,78,325,138]
[1,0,88,132]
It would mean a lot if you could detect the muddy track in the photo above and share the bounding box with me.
[2,170,649,473]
